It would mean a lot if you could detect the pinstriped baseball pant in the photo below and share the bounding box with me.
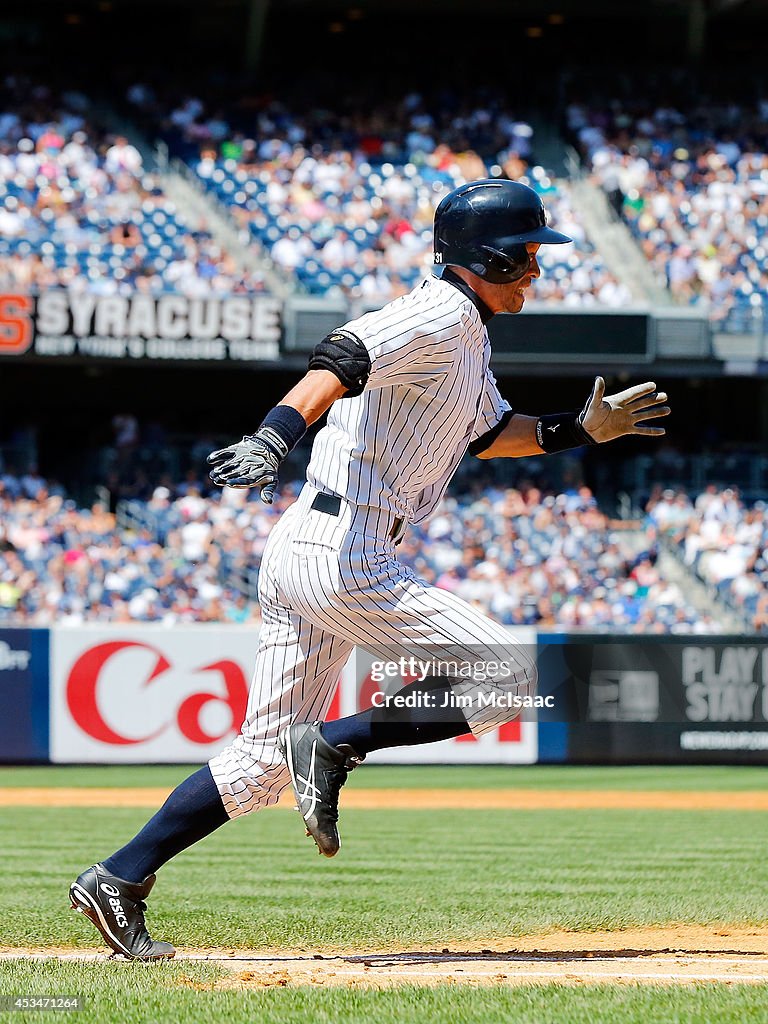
[209,484,537,818]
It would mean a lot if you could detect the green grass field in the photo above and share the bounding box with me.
[1,762,765,789]
[1,964,767,1024]
[0,764,766,1023]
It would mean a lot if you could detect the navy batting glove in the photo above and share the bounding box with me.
[207,427,288,503]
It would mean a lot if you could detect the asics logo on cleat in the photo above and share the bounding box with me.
[295,739,321,819]
[100,883,128,928]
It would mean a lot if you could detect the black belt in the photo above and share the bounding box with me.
[310,492,404,542]
[310,492,341,515]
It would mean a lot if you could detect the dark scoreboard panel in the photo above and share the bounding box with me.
[284,304,653,361]
[488,310,651,363]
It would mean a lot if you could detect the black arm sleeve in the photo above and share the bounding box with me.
[468,409,515,457]
[308,330,371,398]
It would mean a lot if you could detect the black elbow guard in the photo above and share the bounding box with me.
[308,330,371,397]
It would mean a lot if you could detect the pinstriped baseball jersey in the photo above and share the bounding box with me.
[208,271,535,820]
[305,274,512,525]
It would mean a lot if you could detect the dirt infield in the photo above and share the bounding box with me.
[1,786,767,810]
[2,928,767,986]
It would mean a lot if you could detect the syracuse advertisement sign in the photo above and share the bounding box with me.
[0,291,281,362]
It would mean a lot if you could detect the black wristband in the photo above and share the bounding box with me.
[535,412,596,454]
[256,405,307,458]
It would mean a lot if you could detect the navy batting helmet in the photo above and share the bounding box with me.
[433,178,572,284]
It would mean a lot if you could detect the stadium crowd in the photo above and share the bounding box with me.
[122,83,631,305]
[0,73,639,307]
[647,483,768,631]
[7,70,768,319]
[568,89,768,328]
[398,484,715,633]
[0,470,724,633]
[0,472,264,626]
[0,74,266,296]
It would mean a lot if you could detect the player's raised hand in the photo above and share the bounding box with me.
[207,429,287,503]
[578,376,670,444]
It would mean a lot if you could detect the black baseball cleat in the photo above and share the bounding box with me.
[69,864,175,961]
[279,722,364,857]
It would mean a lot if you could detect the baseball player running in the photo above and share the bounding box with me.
[70,179,670,960]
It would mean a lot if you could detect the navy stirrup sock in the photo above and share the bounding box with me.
[101,684,470,884]
[321,679,471,756]
[102,765,229,884]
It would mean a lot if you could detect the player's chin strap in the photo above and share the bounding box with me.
[440,268,495,323]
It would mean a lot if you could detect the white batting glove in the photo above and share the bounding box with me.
[578,377,670,444]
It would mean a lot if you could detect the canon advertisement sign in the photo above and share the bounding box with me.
[50,626,537,765]
[50,627,259,763]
